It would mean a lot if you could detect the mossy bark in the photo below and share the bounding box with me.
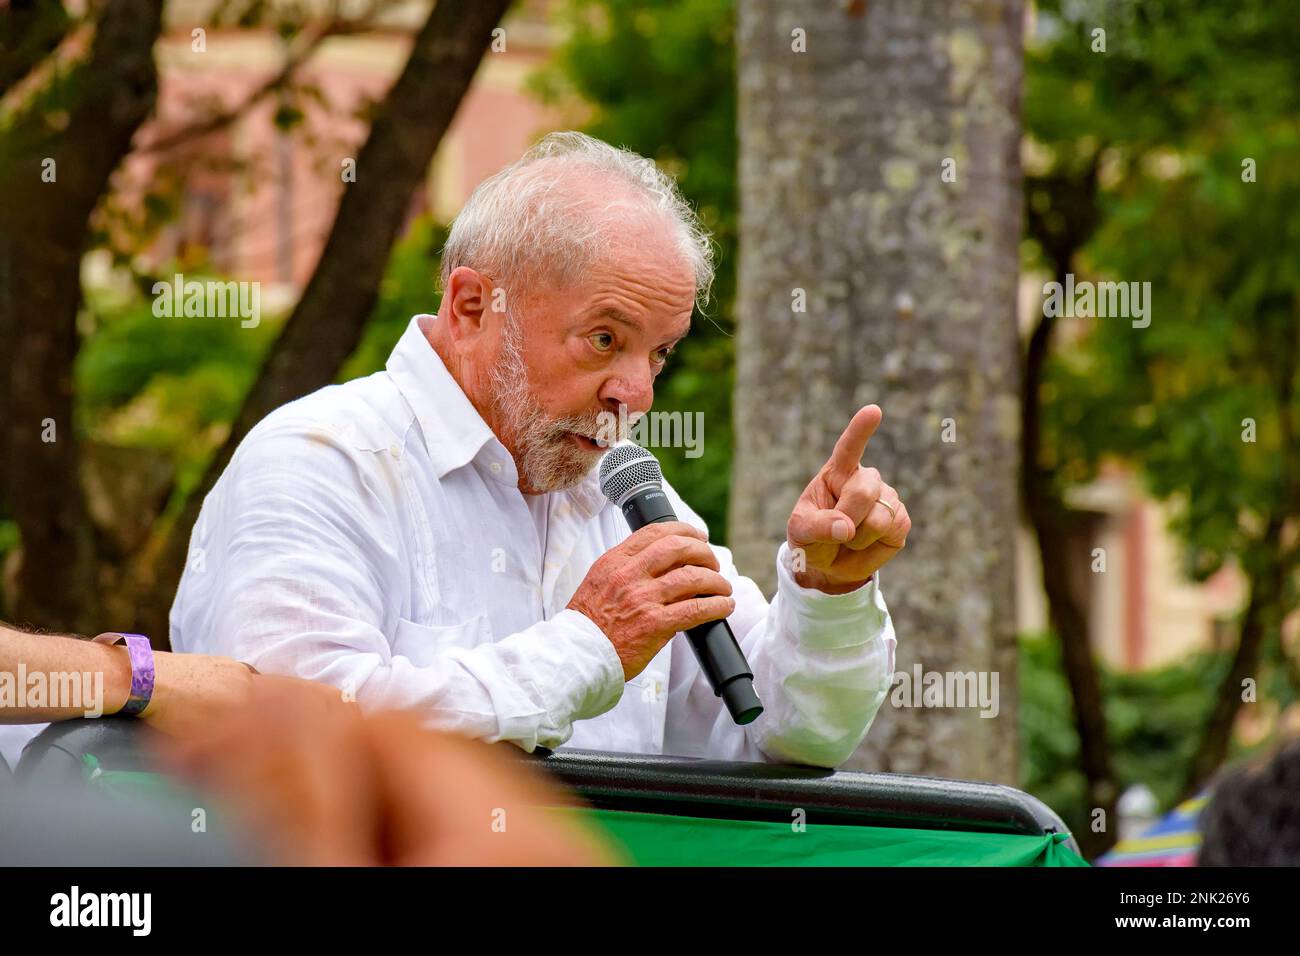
[732,0,1024,781]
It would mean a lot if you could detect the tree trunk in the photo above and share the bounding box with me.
[131,0,513,642]
[1184,322,1295,797]
[732,0,1024,782]
[0,0,164,633]
[1020,156,1115,854]
[1022,301,1117,858]
[1183,522,1286,802]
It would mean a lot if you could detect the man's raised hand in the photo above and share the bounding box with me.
[786,405,911,594]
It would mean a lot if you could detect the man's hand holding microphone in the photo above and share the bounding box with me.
[567,521,733,683]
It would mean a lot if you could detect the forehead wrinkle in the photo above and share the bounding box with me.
[587,260,697,319]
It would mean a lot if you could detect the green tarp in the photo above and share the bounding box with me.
[86,767,1087,867]
[574,808,1089,867]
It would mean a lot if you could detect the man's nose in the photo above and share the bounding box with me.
[598,360,655,417]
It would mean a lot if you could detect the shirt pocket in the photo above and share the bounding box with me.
[391,615,492,667]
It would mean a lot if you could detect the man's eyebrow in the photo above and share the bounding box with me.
[593,307,642,332]
[586,307,691,343]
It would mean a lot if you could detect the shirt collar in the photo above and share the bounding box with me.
[566,469,609,520]
[385,315,609,518]
[386,315,497,480]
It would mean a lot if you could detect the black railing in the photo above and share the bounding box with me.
[526,748,1078,852]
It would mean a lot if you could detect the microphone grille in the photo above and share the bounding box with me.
[598,443,663,505]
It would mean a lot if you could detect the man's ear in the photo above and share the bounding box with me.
[443,266,495,346]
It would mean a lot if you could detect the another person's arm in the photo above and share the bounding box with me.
[0,625,134,722]
[0,622,334,735]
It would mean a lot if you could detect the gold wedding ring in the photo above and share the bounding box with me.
[876,498,898,517]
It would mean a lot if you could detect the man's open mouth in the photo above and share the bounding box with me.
[566,432,602,452]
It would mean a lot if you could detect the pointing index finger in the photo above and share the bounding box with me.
[828,405,883,477]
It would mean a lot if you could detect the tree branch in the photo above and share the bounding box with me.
[134,2,389,157]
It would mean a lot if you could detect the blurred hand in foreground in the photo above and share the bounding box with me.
[159,676,621,866]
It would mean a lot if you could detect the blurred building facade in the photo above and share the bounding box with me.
[1014,471,1246,669]
[141,0,565,293]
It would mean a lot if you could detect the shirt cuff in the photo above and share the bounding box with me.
[538,608,626,722]
[774,541,890,650]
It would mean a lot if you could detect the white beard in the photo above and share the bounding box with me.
[486,319,614,492]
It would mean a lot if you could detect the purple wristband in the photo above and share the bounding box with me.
[92,632,155,717]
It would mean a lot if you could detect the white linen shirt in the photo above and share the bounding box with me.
[170,316,898,766]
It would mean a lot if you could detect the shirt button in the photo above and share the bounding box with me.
[489,461,502,475]
[388,444,400,458]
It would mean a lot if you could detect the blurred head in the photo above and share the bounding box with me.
[1198,739,1300,866]
[430,132,712,493]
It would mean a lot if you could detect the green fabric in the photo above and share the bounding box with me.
[571,808,1090,867]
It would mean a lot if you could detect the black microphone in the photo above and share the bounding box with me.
[598,444,764,726]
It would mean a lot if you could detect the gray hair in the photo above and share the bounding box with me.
[439,131,714,309]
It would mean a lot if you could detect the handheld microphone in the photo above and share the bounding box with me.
[598,444,764,726]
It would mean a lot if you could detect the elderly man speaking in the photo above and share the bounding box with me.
[171,132,910,767]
